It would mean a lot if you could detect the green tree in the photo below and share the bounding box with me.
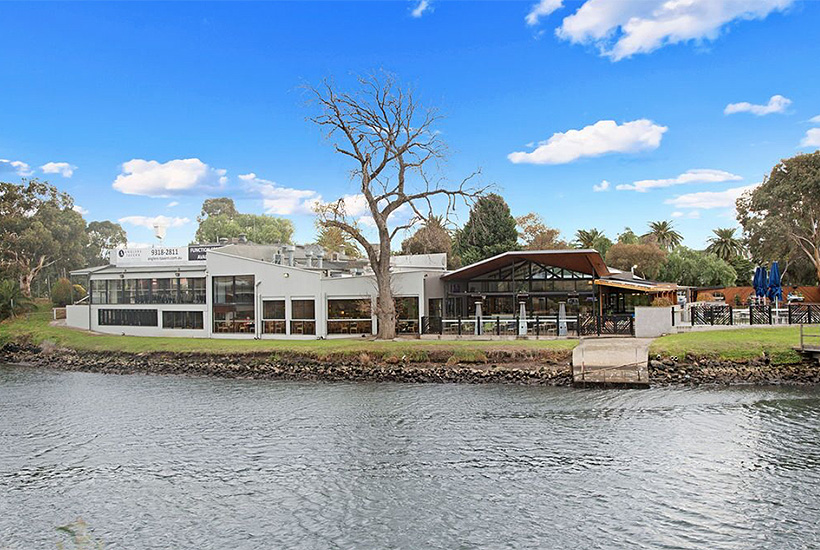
[706,227,744,261]
[605,242,667,280]
[573,228,613,257]
[0,279,34,321]
[453,194,519,266]
[195,198,294,245]
[658,247,737,287]
[50,277,75,307]
[400,216,459,268]
[85,220,128,267]
[0,180,87,297]
[643,220,683,251]
[516,213,569,250]
[199,197,239,219]
[726,254,754,286]
[737,151,820,283]
[315,225,361,258]
[616,227,640,245]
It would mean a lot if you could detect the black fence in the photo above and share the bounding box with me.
[687,303,820,326]
[578,313,634,337]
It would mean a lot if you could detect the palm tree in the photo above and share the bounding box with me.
[573,228,612,257]
[706,227,744,261]
[574,228,606,249]
[0,280,34,321]
[644,220,683,250]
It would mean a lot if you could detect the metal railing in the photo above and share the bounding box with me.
[800,324,820,351]
[421,315,579,337]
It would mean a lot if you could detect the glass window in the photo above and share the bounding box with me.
[262,300,286,334]
[179,278,206,304]
[395,296,419,334]
[91,280,107,304]
[263,300,286,320]
[135,279,151,304]
[235,276,255,303]
[290,299,315,336]
[213,277,233,304]
[108,280,122,304]
[328,299,371,319]
[428,298,443,318]
[327,298,371,334]
[152,278,174,304]
[291,299,316,320]
[98,309,158,327]
[162,311,204,330]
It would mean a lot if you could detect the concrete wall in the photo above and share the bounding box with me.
[66,305,90,330]
[634,306,674,338]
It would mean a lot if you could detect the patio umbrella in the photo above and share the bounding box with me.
[767,261,782,302]
[752,266,766,298]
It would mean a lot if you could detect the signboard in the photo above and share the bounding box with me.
[113,246,187,267]
[188,244,222,262]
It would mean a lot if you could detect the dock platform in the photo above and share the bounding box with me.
[571,338,652,388]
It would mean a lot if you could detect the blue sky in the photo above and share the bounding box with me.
[2,0,819,249]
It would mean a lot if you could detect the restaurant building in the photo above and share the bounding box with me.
[68,245,676,339]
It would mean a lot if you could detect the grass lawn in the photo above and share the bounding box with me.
[650,327,805,364]
[0,305,577,358]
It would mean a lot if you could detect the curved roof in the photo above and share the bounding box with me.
[441,250,610,281]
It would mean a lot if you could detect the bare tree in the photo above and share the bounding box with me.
[308,73,486,339]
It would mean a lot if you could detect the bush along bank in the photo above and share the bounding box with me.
[650,355,820,386]
[0,342,574,386]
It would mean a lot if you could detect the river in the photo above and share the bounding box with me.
[1,364,819,549]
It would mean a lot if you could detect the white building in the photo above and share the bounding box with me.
[68,244,673,339]
[69,243,446,339]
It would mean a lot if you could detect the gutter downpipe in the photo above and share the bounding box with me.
[255,280,262,340]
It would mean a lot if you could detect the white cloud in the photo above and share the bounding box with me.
[113,158,227,197]
[616,168,742,192]
[526,0,563,26]
[671,210,701,219]
[592,180,610,192]
[411,0,431,18]
[239,173,322,215]
[72,205,89,215]
[724,94,792,116]
[665,184,759,210]
[167,201,179,208]
[555,0,794,61]
[41,161,77,178]
[118,215,191,229]
[0,159,33,177]
[810,115,820,124]
[801,128,820,148]
[508,119,667,165]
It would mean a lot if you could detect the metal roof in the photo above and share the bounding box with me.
[441,250,610,281]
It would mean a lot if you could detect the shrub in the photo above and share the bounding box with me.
[51,278,75,307]
[651,296,674,307]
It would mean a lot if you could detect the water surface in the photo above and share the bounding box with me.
[1,364,819,549]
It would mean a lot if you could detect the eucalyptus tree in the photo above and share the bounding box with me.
[309,73,486,339]
[737,151,820,283]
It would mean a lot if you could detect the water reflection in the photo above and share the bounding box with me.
[1,365,819,549]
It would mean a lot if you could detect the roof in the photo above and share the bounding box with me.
[441,250,610,281]
[595,277,678,294]
[71,264,206,276]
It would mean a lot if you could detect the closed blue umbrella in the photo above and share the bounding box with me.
[752,267,760,296]
[767,261,782,301]
[753,266,767,298]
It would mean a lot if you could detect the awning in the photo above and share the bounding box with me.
[594,278,678,294]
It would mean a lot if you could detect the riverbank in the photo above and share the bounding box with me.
[2,307,819,386]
